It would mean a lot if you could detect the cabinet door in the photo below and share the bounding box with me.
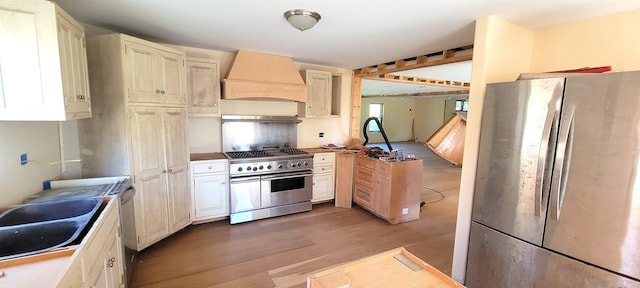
[156,50,185,105]
[187,58,220,115]
[193,174,229,219]
[134,173,169,249]
[304,70,332,116]
[374,174,391,218]
[162,108,191,232]
[104,225,123,288]
[312,173,335,202]
[56,10,91,119]
[129,107,169,247]
[0,0,66,120]
[125,42,158,103]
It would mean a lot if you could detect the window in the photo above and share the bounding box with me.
[455,100,469,112]
[368,103,383,132]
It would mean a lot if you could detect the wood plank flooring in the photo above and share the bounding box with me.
[130,142,461,288]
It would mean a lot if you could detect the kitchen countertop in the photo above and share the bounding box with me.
[190,152,227,161]
[0,196,116,287]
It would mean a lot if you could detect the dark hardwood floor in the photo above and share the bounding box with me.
[130,142,461,288]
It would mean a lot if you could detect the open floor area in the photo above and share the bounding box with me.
[131,142,462,288]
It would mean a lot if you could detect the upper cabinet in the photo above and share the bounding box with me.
[186,57,221,116]
[0,0,91,120]
[298,70,342,118]
[125,42,186,105]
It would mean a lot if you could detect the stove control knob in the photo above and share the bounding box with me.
[296,162,301,167]
[303,161,308,166]
[252,167,258,171]
[259,165,264,170]
[278,164,283,169]
[290,163,296,168]
[237,167,243,172]
[267,165,272,169]
[246,166,251,171]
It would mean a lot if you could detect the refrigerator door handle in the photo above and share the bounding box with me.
[550,105,575,221]
[535,109,557,216]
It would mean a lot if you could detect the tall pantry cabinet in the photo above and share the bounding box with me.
[78,33,190,250]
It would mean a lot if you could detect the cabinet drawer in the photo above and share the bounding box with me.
[377,161,391,175]
[314,153,335,164]
[314,163,334,174]
[192,160,227,174]
[355,167,375,188]
[354,185,374,209]
[357,156,377,169]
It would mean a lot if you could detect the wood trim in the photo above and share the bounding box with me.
[363,74,470,89]
[362,89,469,98]
[353,45,473,77]
[350,76,362,140]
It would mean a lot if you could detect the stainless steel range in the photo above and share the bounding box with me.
[222,115,314,224]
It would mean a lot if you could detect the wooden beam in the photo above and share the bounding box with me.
[362,89,469,98]
[364,74,470,89]
[353,45,473,77]
[351,76,363,139]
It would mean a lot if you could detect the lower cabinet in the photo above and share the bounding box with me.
[353,155,423,224]
[190,159,229,221]
[57,198,124,288]
[312,152,335,203]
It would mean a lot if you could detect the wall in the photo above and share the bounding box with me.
[171,45,353,152]
[359,97,415,143]
[451,16,534,283]
[451,8,640,283]
[0,122,62,206]
[413,98,446,142]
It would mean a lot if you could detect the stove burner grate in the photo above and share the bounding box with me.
[226,150,274,159]
[280,148,309,155]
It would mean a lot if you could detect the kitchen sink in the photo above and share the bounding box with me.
[0,220,84,260]
[0,197,101,226]
[0,197,102,261]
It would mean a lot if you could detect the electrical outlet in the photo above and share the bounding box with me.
[20,153,28,165]
[402,208,409,215]
[319,132,324,138]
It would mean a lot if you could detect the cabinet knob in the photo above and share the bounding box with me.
[162,169,167,173]
[156,89,161,94]
[208,166,212,169]
[161,90,166,94]
[168,168,173,173]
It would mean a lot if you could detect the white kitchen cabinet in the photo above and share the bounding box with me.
[80,198,123,288]
[312,152,335,202]
[298,70,332,117]
[187,57,221,116]
[0,0,91,120]
[125,41,186,105]
[191,159,229,221]
[79,33,189,251]
[129,107,190,248]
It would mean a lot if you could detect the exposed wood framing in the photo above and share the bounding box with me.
[362,89,469,98]
[363,74,470,89]
[353,45,473,77]
[350,76,363,140]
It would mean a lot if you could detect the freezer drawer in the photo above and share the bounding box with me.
[466,222,640,288]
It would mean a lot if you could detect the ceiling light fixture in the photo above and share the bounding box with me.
[283,9,321,32]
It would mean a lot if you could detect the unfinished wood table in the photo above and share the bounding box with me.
[307,247,465,288]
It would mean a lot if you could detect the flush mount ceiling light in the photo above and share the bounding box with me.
[283,9,321,31]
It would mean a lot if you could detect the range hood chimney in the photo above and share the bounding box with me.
[222,50,308,102]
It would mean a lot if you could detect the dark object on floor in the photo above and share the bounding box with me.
[420,201,426,211]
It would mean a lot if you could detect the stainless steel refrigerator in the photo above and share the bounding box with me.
[466,71,640,287]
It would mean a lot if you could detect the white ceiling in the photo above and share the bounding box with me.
[55,0,640,69]
[54,0,639,97]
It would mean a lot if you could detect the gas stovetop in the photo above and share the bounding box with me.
[224,148,313,177]
[224,148,309,159]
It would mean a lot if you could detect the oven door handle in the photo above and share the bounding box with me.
[261,172,313,181]
[229,176,261,184]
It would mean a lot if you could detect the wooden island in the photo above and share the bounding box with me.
[352,154,423,224]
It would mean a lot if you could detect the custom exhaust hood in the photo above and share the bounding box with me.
[222,50,308,102]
